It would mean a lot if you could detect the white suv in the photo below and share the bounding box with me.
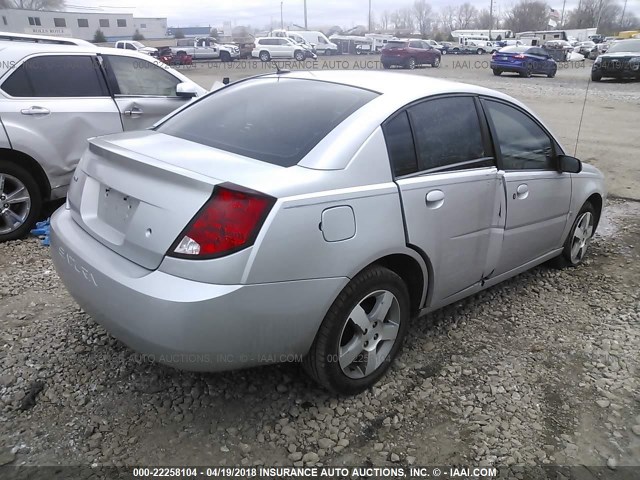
[252,37,316,61]
[0,42,206,241]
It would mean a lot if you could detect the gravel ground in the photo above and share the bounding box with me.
[1,199,639,475]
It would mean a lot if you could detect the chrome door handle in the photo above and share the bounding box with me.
[124,106,143,116]
[425,189,445,209]
[515,184,529,199]
[20,106,50,116]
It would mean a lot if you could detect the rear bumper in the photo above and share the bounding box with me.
[490,61,525,73]
[381,55,408,66]
[50,207,348,372]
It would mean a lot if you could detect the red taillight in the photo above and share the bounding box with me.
[169,185,275,259]
[514,54,526,59]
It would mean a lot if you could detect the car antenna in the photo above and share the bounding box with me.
[272,62,290,74]
[574,74,592,156]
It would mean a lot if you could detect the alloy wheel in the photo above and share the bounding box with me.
[338,290,401,379]
[570,211,594,264]
[0,173,31,235]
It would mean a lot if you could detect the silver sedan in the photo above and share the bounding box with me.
[51,71,606,394]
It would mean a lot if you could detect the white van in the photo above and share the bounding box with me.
[290,30,338,55]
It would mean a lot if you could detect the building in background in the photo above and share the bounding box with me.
[0,8,167,41]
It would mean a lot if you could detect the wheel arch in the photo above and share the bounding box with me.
[0,148,51,200]
[586,192,603,231]
[353,250,431,316]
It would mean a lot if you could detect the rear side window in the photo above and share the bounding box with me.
[408,97,486,171]
[2,55,108,97]
[383,111,417,177]
[157,78,378,167]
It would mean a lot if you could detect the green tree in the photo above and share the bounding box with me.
[92,29,106,43]
[132,29,145,41]
[174,28,185,39]
[210,28,219,40]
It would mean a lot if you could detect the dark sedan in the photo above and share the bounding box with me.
[491,46,557,78]
[381,40,441,69]
[591,39,640,81]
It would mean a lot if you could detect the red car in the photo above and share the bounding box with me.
[381,39,441,69]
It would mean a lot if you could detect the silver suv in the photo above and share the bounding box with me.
[0,42,206,241]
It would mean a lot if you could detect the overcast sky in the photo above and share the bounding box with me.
[68,0,640,29]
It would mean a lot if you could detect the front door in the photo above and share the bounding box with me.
[102,54,191,131]
[481,98,571,276]
[383,96,502,303]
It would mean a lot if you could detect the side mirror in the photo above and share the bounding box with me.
[558,154,582,173]
[176,82,198,98]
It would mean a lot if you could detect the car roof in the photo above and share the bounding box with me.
[262,70,518,104]
[0,42,186,81]
[0,31,93,46]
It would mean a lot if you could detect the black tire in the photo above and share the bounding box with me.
[493,68,502,76]
[476,48,484,55]
[220,51,231,62]
[176,50,187,56]
[547,67,557,78]
[591,71,602,82]
[441,49,447,55]
[431,56,440,68]
[382,62,391,69]
[303,265,410,395]
[406,57,416,70]
[554,201,597,268]
[294,50,305,62]
[520,63,532,77]
[259,50,270,62]
[0,160,42,243]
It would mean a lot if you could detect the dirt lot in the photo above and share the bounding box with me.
[1,54,639,476]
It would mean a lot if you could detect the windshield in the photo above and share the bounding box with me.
[131,41,145,48]
[607,39,640,53]
[157,78,378,167]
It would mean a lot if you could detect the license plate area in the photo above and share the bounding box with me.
[97,185,139,233]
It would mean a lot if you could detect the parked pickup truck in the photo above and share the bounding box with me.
[114,40,158,56]
[171,37,240,61]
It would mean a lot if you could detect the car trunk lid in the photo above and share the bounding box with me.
[67,130,278,270]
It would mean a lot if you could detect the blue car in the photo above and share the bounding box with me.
[490,46,557,78]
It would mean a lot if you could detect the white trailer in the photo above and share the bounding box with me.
[451,29,514,40]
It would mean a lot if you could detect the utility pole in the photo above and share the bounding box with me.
[304,0,308,29]
[560,0,567,27]
[489,0,493,40]
[368,0,372,33]
[280,1,284,29]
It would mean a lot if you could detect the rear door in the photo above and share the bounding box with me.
[385,96,503,303]
[101,54,191,130]
[481,98,571,276]
[0,53,122,184]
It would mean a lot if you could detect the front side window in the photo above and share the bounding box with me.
[157,78,378,167]
[126,43,136,50]
[104,55,180,96]
[484,100,554,170]
[408,96,487,171]
[2,55,107,97]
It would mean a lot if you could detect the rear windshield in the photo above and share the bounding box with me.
[499,46,529,53]
[386,41,408,48]
[156,78,378,167]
